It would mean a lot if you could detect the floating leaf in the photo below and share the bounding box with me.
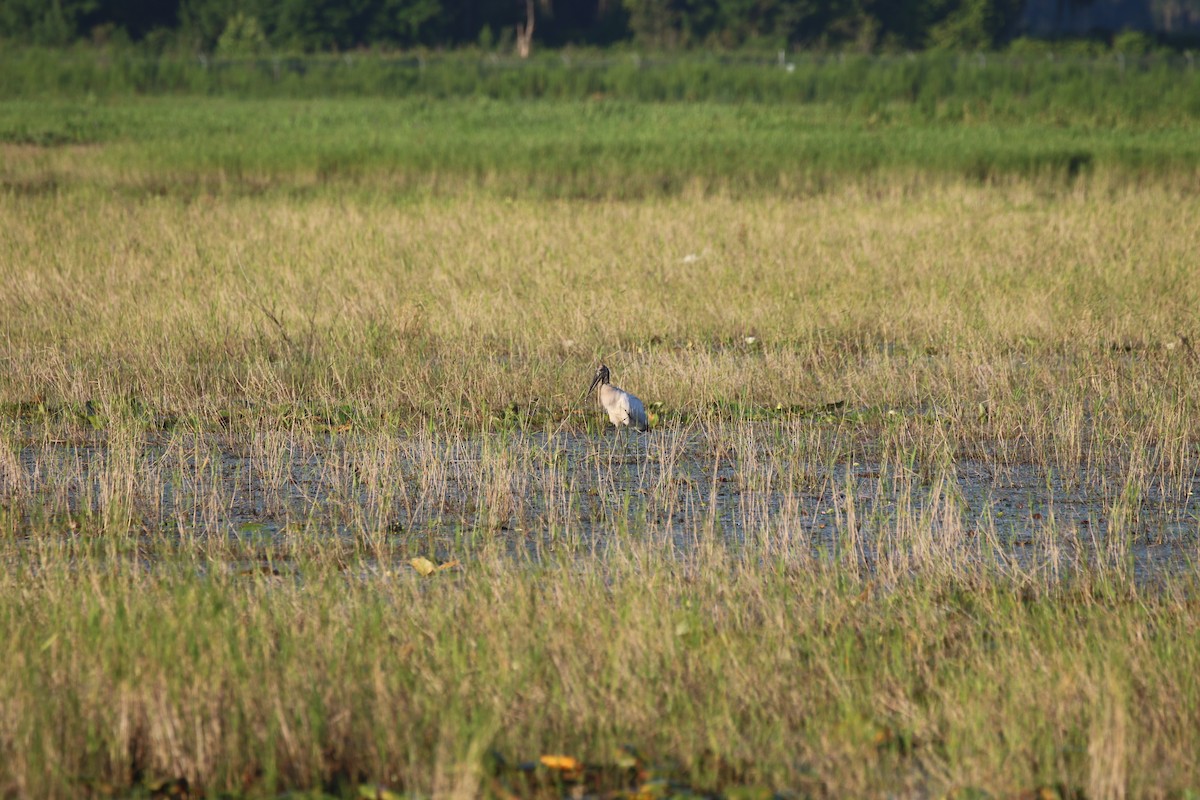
[724,787,778,800]
[147,777,190,798]
[409,557,436,577]
[357,785,406,800]
[613,744,643,771]
[632,777,673,797]
[410,557,460,577]
[539,754,582,773]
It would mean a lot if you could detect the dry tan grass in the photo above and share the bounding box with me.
[3,183,1199,430]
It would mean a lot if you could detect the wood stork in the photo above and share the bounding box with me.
[588,363,649,432]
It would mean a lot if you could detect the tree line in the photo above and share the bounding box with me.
[0,0,1143,54]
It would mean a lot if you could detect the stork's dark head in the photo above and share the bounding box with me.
[588,363,611,394]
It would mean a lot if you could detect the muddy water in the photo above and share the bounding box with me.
[9,425,1200,580]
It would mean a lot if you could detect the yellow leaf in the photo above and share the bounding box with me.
[539,754,582,772]
[358,785,406,800]
[409,557,436,577]
[436,559,460,573]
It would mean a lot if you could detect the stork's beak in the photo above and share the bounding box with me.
[586,371,603,397]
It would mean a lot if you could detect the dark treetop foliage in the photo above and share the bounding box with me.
[0,0,1146,53]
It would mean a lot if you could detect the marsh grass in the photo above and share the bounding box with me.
[3,49,1200,124]
[3,179,1199,445]
[2,98,1200,200]
[1,526,1199,798]
[3,98,1200,795]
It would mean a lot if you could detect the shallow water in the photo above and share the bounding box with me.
[7,425,1199,580]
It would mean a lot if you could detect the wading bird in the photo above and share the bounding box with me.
[587,363,649,432]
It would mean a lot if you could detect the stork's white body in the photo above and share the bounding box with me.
[589,364,649,432]
[599,382,649,431]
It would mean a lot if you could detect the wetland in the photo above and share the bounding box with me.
[1,92,1200,797]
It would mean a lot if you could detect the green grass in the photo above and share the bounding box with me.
[2,97,1200,198]
[3,47,1200,125]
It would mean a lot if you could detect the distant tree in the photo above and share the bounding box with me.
[215,10,268,55]
[870,0,939,48]
[622,0,671,47]
[622,0,719,48]
[368,0,442,43]
[265,0,441,49]
[79,0,180,40]
[709,0,806,47]
[516,0,535,55]
[0,0,1126,53]
[179,0,275,51]
[0,0,97,44]
[926,0,1025,49]
[273,0,361,50]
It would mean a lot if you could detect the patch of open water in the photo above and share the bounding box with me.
[7,426,1199,581]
